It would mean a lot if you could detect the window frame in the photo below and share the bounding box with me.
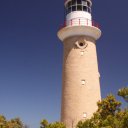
[65,0,91,14]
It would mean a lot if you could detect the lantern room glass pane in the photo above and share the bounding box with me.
[82,1,87,6]
[83,6,87,11]
[72,0,77,5]
[68,1,72,7]
[77,0,82,4]
[65,0,91,14]
[72,6,76,11]
[77,5,82,10]
[88,7,91,13]
[67,7,71,13]
[87,1,90,7]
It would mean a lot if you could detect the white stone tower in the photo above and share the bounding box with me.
[57,0,101,128]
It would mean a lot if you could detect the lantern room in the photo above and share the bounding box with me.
[65,0,92,14]
[57,0,101,41]
[64,0,92,27]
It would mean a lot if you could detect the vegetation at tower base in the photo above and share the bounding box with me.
[118,87,128,103]
[0,115,23,128]
[40,88,128,128]
[77,93,128,128]
[40,120,66,128]
[0,88,128,128]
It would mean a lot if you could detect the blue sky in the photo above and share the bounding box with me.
[0,0,128,128]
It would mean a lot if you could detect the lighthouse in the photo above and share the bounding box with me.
[57,0,101,128]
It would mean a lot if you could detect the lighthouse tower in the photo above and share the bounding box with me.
[57,0,101,128]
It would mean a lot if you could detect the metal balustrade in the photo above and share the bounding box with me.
[59,18,100,30]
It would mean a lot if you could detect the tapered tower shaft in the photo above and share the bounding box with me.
[57,0,101,128]
[61,36,101,128]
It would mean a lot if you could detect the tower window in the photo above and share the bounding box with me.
[80,51,84,56]
[81,80,85,85]
[79,42,84,46]
[83,112,87,118]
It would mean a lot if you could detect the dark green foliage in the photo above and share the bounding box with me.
[77,94,128,128]
[0,116,23,128]
[40,88,128,128]
[97,94,121,119]
[118,87,128,103]
[40,120,66,128]
[41,119,49,128]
